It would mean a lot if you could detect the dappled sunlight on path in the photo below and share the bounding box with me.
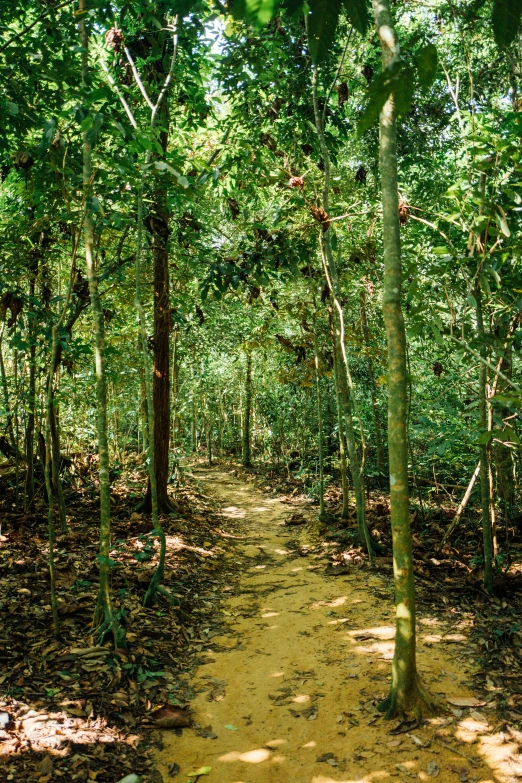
[155,467,514,783]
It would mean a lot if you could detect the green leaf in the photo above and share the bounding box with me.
[433,246,451,255]
[492,0,522,47]
[81,115,93,132]
[225,724,238,730]
[496,206,510,237]
[187,766,212,781]
[416,42,438,87]
[282,0,304,15]
[6,101,19,115]
[172,0,198,16]
[357,69,394,134]
[477,430,493,445]
[394,65,415,117]
[429,321,444,345]
[342,0,369,36]
[307,0,342,64]
[230,0,278,25]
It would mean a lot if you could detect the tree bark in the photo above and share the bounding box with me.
[372,0,436,718]
[329,306,350,519]
[360,286,386,477]
[80,6,119,643]
[24,245,39,511]
[242,351,252,467]
[140,175,174,512]
[475,284,494,592]
[311,62,371,556]
[494,340,515,524]
[313,305,325,520]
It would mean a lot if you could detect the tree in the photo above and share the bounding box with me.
[371,0,436,718]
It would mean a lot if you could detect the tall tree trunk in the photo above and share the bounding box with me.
[313,306,325,520]
[171,326,179,453]
[139,365,149,456]
[360,286,386,477]
[311,63,371,556]
[80,6,119,643]
[0,324,15,448]
[494,340,515,524]
[49,403,67,532]
[372,0,435,718]
[24,246,39,511]
[14,349,20,509]
[242,351,252,467]
[207,415,213,466]
[329,307,350,519]
[475,285,494,592]
[141,159,175,512]
[191,346,198,454]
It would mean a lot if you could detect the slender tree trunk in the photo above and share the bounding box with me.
[80,7,119,643]
[191,347,197,454]
[0,324,15,448]
[311,65,371,555]
[14,349,20,509]
[329,308,350,518]
[49,403,67,532]
[313,311,325,520]
[360,286,386,477]
[494,339,515,525]
[24,248,38,511]
[242,351,252,467]
[218,394,224,458]
[373,0,435,718]
[207,415,213,466]
[171,327,179,453]
[140,83,175,512]
[139,368,149,456]
[135,141,164,606]
[475,285,494,592]
[44,351,60,639]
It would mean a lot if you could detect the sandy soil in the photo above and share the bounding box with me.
[155,467,516,783]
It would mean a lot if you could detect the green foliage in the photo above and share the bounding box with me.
[307,0,343,64]
[416,42,438,88]
[491,0,522,47]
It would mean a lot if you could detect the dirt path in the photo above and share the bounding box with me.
[155,467,512,783]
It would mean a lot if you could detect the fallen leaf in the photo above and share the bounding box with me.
[396,763,415,777]
[153,705,191,729]
[224,724,238,731]
[427,761,440,777]
[316,753,337,763]
[390,718,420,735]
[39,756,53,775]
[469,710,488,723]
[446,697,485,708]
[187,766,212,782]
[197,725,218,739]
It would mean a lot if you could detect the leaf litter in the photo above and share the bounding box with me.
[0,463,244,782]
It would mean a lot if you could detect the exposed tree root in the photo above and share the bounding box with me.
[378,674,439,721]
[136,493,177,515]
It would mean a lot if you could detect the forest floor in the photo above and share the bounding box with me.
[155,466,522,783]
[1,461,522,783]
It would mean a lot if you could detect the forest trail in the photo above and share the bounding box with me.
[155,468,506,783]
